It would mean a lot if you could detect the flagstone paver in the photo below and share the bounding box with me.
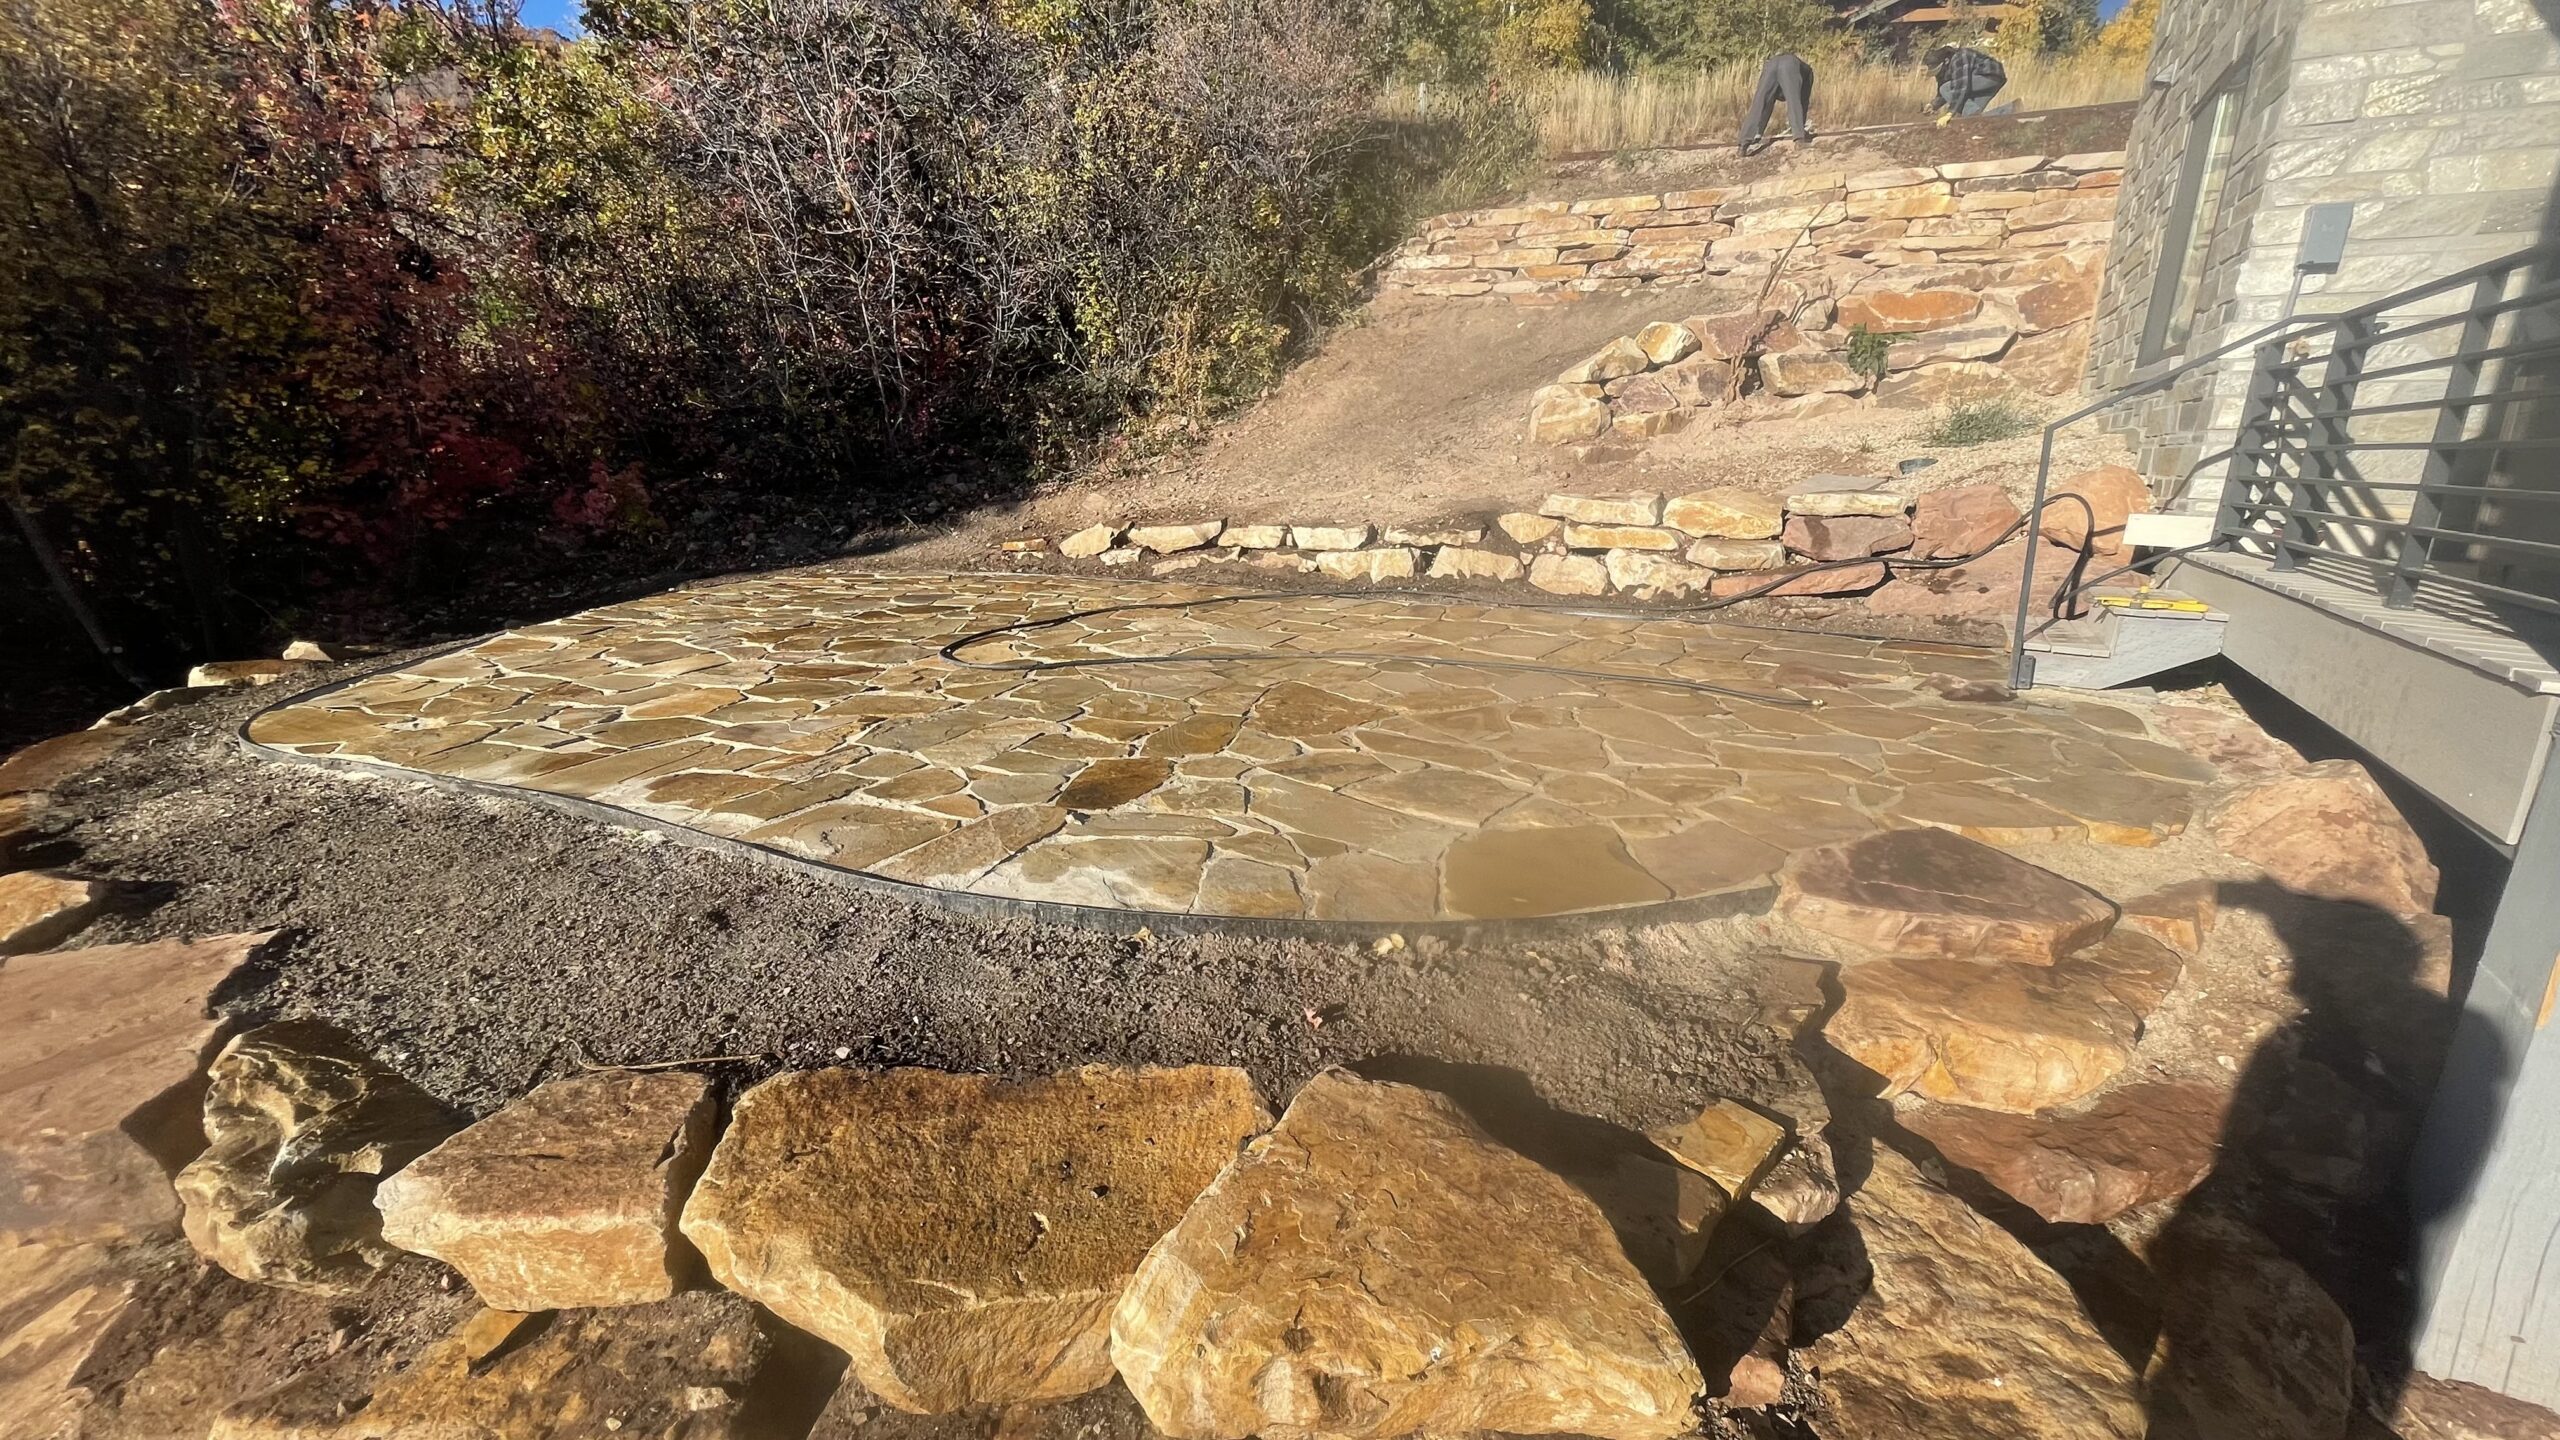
[242,569,2219,924]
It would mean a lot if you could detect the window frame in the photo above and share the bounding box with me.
[2140,63,2251,365]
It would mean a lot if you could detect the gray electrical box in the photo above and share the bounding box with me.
[2297,202,2354,273]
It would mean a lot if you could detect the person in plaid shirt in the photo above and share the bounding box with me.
[1925,44,2007,123]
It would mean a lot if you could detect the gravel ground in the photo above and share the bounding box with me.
[53,667,1812,1132]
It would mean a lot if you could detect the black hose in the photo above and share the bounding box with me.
[939,492,2123,708]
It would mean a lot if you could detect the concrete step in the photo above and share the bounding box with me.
[2023,592,2228,690]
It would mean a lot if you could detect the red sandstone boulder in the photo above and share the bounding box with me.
[2207,760,2440,917]
[1903,1080,2230,1223]
[1908,485,2022,560]
[1776,828,2117,966]
[1782,513,1914,561]
[2038,465,2149,556]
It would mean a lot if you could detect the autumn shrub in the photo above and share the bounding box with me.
[7,0,1528,673]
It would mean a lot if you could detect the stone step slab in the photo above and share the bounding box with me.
[0,932,278,1247]
[680,1065,1267,1414]
[1775,827,2119,965]
[1822,932,2185,1114]
[375,1068,719,1312]
[1110,1070,1702,1440]
[1814,1145,2143,1439]
[176,1022,461,1294]
[1902,1079,2231,1223]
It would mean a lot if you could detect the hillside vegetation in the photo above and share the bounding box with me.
[1,0,2145,692]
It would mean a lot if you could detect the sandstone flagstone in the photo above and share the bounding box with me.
[1111,1070,1702,1440]
[0,1236,137,1440]
[1776,828,2118,964]
[177,1022,460,1293]
[1058,525,1121,559]
[1816,1146,2143,1439]
[681,1065,1266,1413]
[0,728,134,796]
[2120,879,2219,956]
[211,1293,766,1440]
[0,932,277,1246]
[0,870,108,954]
[1127,523,1224,554]
[237,568,2226,927]
[1664,489,1783,539]
[375,1069,717,1311]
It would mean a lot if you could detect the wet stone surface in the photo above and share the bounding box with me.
[243,569,2215,924]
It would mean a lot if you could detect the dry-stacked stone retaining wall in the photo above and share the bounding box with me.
[1383,153,2125,436]
[1385,152,2122,305]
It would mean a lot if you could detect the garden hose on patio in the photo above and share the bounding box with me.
[939,493,2115,708]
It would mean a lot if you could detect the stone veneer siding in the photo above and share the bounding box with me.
[2090,0,2560,514]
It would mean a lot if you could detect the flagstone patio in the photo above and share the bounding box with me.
[241,569,2219,924]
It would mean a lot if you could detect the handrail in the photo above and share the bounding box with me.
[2006,236,2560,688]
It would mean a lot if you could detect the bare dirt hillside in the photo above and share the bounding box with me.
[902,106,2141,566]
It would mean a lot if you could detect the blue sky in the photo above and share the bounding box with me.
[518,0,582,34]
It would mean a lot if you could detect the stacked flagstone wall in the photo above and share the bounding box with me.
[1381,152,2123,306]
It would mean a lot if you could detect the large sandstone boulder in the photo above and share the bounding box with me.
[2208,760,2439,917]
[2144,1213,2353,1440]
[1112,1070,1702,1440]
[1776,828,2118,965]
[1529,388,1612,444]
[1127,522,1224,554]
[1780,513,1912,561]
[211,1293,767,1440]
[1559,337,1651,385]
[1058,525,1121,559]
[176,1022,460,1293]
[0,931,277,1245]
[1902,1079,2229,1223]
[375,1069,717,1311]
[2038,465,2149,556]
[1815,1146,2144,1439]
[681,1065,1267,1413]
[1824,933,2183,1113]
[1907,484,2021,560]
[0,870,108,954]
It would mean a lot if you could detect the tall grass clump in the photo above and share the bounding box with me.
[1379,53,2142,155]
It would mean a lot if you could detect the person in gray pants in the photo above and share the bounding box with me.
[1739,52,1815,153]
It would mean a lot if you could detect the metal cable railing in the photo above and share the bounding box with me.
[2007,239,2560,688]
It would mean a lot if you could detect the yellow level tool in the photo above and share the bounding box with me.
[2095,594,2214,614]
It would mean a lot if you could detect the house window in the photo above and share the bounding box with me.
[2142,73,2246,362]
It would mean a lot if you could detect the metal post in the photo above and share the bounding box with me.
[2388,274,2503,608]
[2220,341,2288,558]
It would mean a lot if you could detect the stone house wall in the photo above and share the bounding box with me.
[2089,0,2560,516]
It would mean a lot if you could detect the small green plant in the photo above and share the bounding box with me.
[1923,398,2040,446]
[1844,323,1898,385]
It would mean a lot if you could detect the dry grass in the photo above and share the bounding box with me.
[1381,56,2142,156]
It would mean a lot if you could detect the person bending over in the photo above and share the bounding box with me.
[1740,52,1816,153]
[1926,44,2005,124]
